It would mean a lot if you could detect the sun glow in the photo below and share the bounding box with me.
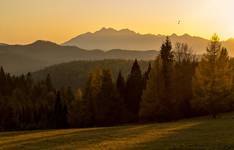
[0,0,234,44]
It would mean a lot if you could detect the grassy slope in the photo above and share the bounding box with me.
[0,113,234,150]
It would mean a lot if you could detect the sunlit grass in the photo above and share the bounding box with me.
[0,113,234,150]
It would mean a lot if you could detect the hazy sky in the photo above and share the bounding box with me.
[1,0,234,44]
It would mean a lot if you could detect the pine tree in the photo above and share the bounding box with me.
[125,59,143,122]
[68,89,82,127]
[0,67,6,96]
[116,71,125,99]
[140,59,163,121]
[54,91,68,128]
[82,70,102,126]
[159,37,175,120]
[64,86,75,107]
[143,62,152,89]
[25,73,33,92]
[0,67,60,130]
[45,74,53,91]
[94,69,114,125]
[140,37,175,122]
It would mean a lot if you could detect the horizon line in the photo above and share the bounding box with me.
[1,27,234,45]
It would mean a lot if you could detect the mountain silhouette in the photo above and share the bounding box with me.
[0,43,8,46]
[1,29,234,74]
[63,27,234,54]
[0,41,158,74]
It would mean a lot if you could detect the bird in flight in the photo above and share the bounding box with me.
[178,20,181,24]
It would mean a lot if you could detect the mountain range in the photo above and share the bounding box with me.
[0,41,158,74]
[1,27,234,74]
[64,27,234,55]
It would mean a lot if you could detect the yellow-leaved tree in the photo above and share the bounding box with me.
[192,34,233,118]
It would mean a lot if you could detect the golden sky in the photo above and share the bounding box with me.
[1,0,234,44]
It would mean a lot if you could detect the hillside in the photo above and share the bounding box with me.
[0,112,233,150]
[63,27,234,54]
[0,41,158,74]
[0,43,8,46]
[32,60,150,89]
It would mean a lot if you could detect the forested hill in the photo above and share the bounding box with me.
[32,60,150,89]
[0,41,158,74]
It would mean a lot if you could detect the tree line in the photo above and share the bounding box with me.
[32,60,150,90]
[141,34,234,122]
[1,34,234,131]
[0,71,71,130]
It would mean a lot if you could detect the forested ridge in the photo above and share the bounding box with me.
[1,35,234,131]
[32,60,150,90]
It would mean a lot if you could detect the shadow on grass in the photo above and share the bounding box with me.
[0,124,159,150]
[0,122,200,150]
[128,115,234,150]
[1,114,234,150]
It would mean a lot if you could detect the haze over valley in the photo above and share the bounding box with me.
[1,27,234,74]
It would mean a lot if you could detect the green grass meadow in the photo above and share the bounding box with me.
[0,113,234,150]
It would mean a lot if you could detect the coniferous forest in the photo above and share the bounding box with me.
[1,35,234,131]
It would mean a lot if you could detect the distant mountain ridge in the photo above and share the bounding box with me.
[1,28,234,74]
[0,41,158,74]
[63,27,234,55]
[0,43,8,46]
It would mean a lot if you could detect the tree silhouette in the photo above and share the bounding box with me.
[125,59,143,122]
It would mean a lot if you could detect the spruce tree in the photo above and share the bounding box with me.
[82,70,102,126]
[68,89,82,127]
[64,86,75,107]
[125,59,143,122]
[54,91,68,128]
[116,71,125,99]
[94,69,114,125]
[0,67,6,96]
[140,59,163,121]
[45,74,53,91]
[140,37,175,122]
[143,62,152,89]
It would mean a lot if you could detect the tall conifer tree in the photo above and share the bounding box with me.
[140,37,175,122]
[125,59,143,122]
